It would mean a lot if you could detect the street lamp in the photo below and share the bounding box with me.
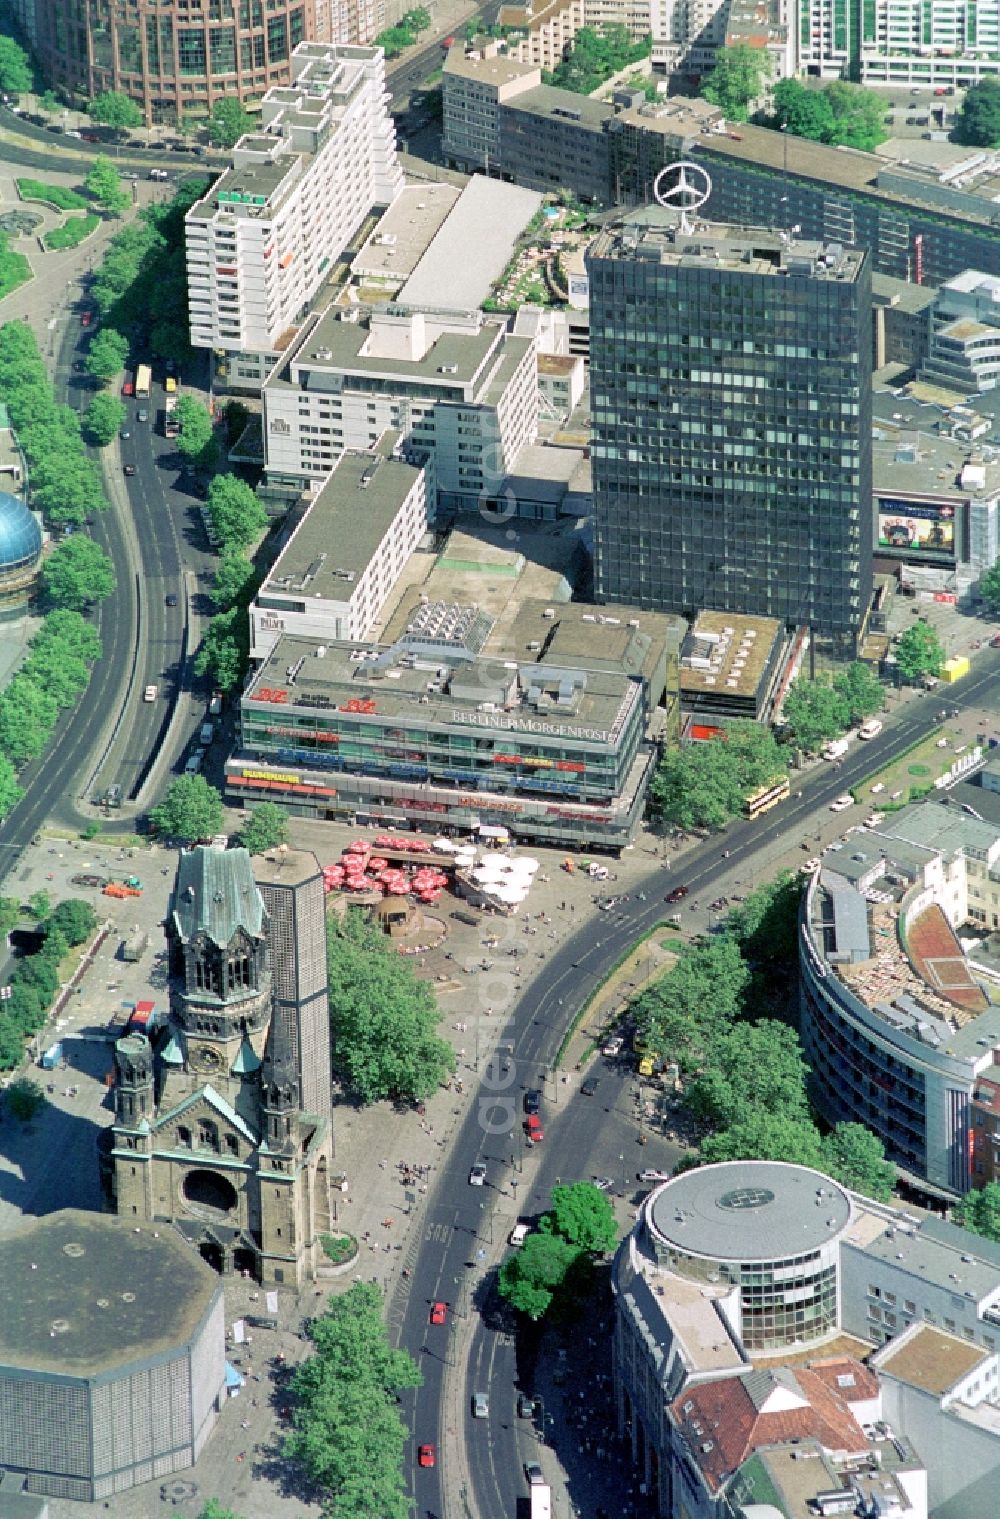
[619,1152,626,1193]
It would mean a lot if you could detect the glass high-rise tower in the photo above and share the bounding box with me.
[587,212,873,650]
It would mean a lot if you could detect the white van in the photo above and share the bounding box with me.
[858,719,883,740]
[509,1222,530,1247]
[823,737,850,760]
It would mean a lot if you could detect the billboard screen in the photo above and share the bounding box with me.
[877,498,955,558]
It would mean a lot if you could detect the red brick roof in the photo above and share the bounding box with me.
[671,1366,869,1493]
[807,1357,879,1405]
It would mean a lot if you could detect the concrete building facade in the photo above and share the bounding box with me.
[921,270,1000,395]
[497,0,585,69]
[587,212,872,650]
[442,45,541,174]
[0,1211,225,1503]
[185,41,402,390]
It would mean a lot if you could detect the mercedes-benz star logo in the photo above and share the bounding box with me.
[653,161,713,215]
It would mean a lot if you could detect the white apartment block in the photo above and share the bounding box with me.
[250,432,429,660]
[584,0,651,41]
[263,305,539,512]
[651,0,791,80]
[800,0,1000,85]
[497,0,585,70]
[185,41,402,391]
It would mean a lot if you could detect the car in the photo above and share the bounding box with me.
[858,718,883,739]
[429,1301,447,1325]
[143,684,158,702]
[417,1444,435,1468]
[70,873,105,889]
[581,1078,599,1097]
[65,128,81,138]
[509,1221,530,1247]
[871,781,886,794]
[666,885,689,903]
[517,1393,537,1418]
[525,1461,545,1486]
[79,310,93,326]
[472,1392,489,1418]
[127,138,147,148]
[830,794,853,812]
[524,1089,541,1115]
[80,130,100,142]
[469,1163,487,1186]
[165,592,178,606]
[603,1036,623,1057]
[865,812,886,829]
[934,86,948,94]
[72,359,87,373]
[123,464,136,476]
[149,168,169,180]
[45,122,62,133]
[137,408,148,422]
[637,1168,671,1183]
[122,381,134,396]
[593,1176,614,1191]
[120,428,131,439]
[990,635,1000,649]
[800,857,822,874]
[525,1114,544,1143]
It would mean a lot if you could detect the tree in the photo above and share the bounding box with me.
[327,909,455,1103]
[174,395,218,470]
[40,536,116,611]
[823,79,887,151]
[4,1077,45,1121]
[701,44,772,122]
[954,1181,1000,1242]
[498,1230,584,1320]
[88,90,143,130]
[833,661,884,725]
[822,1123,895,1201]
[633,936,749,1072]
[545,1182,618,1254]
[979,556,1000,617]
[0,897,22,939]
[240,803,288,855]
[954,78,1000,147]
[0,676,58,765]
[47,898,98,947]
[549,24,651,94]
[726,870,800,970]
[895,621,945,683]
[30,454,106,527]
[772,78,834,141]
[205,474,267,552]
[782,677,850,752]
[84,392,127,446]
[85,327,129,382]
[150,774,224,843]
[687,1020,810,1129]
[208,98,255,148]
[197,1504,245,1519]
[649,720,787,831]
[0,756,22,820]
[211,551,256,610]
[285,1282,420,1519]
[0,36,33,95]
[28,888,50,921]
[194,606,249,692]
[32,608,102,665]
[697,1109,826,1169]
[85,156,130,216]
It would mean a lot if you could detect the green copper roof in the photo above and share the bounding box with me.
[232,1036,262,1075]
[157,1082,258,1145]
[160,1033,184,1065]
[171,845,266,949]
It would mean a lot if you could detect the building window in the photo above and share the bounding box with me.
[178,1125,192,1147]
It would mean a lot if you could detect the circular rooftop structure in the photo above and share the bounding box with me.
[0,490,41,573]
[648,1161,852,1262]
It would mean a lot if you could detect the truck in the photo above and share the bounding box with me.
[163,395,179,437]
[530,1484,552,1519]
[40,1041,64,1070]
[135,363,151,398]
[121,927,149,962]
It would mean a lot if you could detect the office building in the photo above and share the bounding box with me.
[442,45,541,174]
[0,1211,225,1502]
[262,304,538,512]
[498,86,616,204]
[251,433,430,653]
[252,846,332,1117]
[587,213,872,650]
[921,270,1000,395]
[185,41,402,391]
[612,1158,1000,1517]
[800,801,1000,1198]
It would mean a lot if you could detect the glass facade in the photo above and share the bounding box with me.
[588,223,873,649]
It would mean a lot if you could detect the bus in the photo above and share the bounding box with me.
[163,395,179,437]
[744,776,791,820]
[135,363,152,398]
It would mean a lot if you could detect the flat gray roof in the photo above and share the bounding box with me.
[352,184,461,284]
[260,438,423,592]
[0,1211,221,1377]
[252,845,322,887]
[858,1216,1000,1303]
[873,429,1000,500]
[398,176,543,312]
[589,212,866,282]
[647,1162,852,1262]
[506,82,613,131]
[273,307,505,395]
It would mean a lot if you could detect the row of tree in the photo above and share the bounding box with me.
[633,876,897,1200]
[375,6,432,58]
[0,609,105,771]
[0,897,99,1069]
[498,1181,618,1320]
[284,1282,421,1519]
[782,659,885,754]
[193,471,269,692]
[547,23,652,95]
[700,44,885,151]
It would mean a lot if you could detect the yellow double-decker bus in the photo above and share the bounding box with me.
[744,775,791,820]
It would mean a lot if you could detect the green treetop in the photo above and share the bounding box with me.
[85,156,130,215]
[239,802,288,855]
[978,557,1000,618]
[700,43,772,122]
[208,99,255,148]
[953,1181,1000,1242]
[39,536,116,611]
[150,774,225,843]
[545,1182,618,1254]
[84,392,126,446]
[0,36,33,95]
[954,78,1000,147]
[895,621,945,683]
[88,90,143,130]
[85,328,129,382]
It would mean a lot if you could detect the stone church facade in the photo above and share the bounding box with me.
[106,845,333,1287]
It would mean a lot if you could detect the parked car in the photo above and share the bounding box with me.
[990,634,1000,649]
[509,1221,530,1247]
[523,1089,541,1115]
[525,1462,545,1486]
[580,1078,599,1097]
[79,310,93,326]
[603,1036,623,1057]
[517,1393,537,1418]
[637,1168,671,1183]
[70,873,104,889]
[858,718,883,739]
[525,1114,544,1144]
[593,1176,614,1191]
[830,794,853,813]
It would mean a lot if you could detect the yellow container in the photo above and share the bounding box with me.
[943,655,970,682]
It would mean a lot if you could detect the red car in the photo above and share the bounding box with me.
[418,1444,436,1468]
[525,1114,544,1144]
[122,380,134,396]
[429,1301,447,1325]
[79,310,92,326]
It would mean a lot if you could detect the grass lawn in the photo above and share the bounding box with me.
[16,179,88,211]
[855,726,977,807]
[44,214,100,251]
[0,242,32,299]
